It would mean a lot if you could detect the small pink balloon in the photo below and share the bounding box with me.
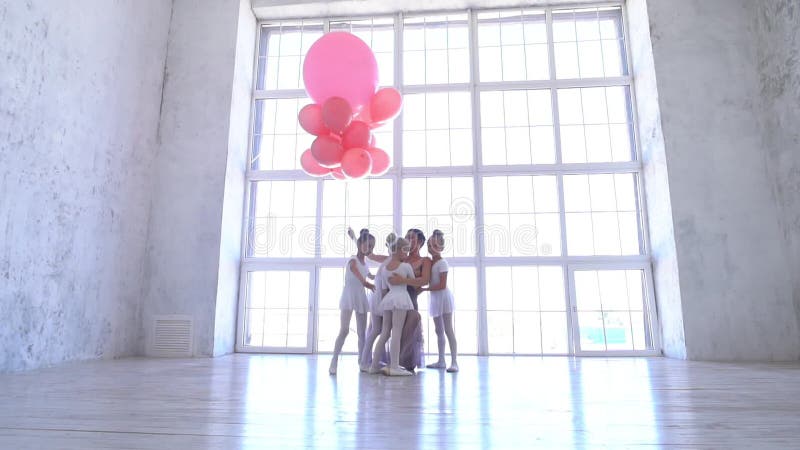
[342,121,371,149]
[341,148,373,179]
[311,135,344,168]
[370,88,403,123]
[367,147,391,176]
[303,32,378,109]
[330,167,347,180]
[322,97,353,134]
[300,149,331,177]
[297,104,328,136]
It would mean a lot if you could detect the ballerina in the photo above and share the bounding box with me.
[329,229,375,375]
[369,234,415,376]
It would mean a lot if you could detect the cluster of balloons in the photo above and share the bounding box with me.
[298,32,403,180]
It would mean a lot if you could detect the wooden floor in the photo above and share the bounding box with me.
[1,355,799,449]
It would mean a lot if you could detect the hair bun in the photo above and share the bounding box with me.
[386,232,397,246]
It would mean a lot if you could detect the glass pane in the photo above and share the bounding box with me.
[402,92,473,167]
[402,177,475,258]
[244,270,310,349]
[573,269,652,352]
[481,90,555,166]
[248,181,317,258]
[552,7,627,79]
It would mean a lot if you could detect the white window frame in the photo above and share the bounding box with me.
[237,1,660,357]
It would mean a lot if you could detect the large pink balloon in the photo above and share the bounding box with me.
[370,87,403,123]
[298,104,328,136]
[342,121,371,149]
[311,135,344,168]
[341,148,373,179]
[303,32,378,110]
[321,97,353,134]
[300,149,331,177]
[367,147,391,176]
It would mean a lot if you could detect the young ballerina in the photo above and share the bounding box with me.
[422,230,458,372]
[358,233,390,371]
[349,227,424,372]
[329,229,375,375]
[370,235,415,376]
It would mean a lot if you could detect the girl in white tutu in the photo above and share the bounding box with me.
[369,234,415,376]
[329,229,376,375]
[423,230,458,372]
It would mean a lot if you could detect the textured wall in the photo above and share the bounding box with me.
[141,0,254,357]
[643,0,800,360]
[214,0,256,357]
[756,0,800,353]
[627,0,686,359]
[0,0,172,372]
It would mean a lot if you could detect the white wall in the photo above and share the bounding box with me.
[0,0,172,372]
[631,0,800,360]
[141,0,255,357]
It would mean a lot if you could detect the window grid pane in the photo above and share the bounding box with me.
[242,8,655,357]
[485,265,568,354]
[243,271,310,349]
[574,269,652,352]
[248,181,318,258]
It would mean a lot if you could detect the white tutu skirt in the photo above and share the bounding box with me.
[340,284,370,314]
[380,290,414,311]
[429,289,455,317]
[369,290,384,316]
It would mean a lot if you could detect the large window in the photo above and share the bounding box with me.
[238,4,660,356]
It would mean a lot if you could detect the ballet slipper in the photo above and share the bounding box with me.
[387,367,412,376]
[368,365,383,374]
[426,361,446,369]
[360,364,370,373]
[329,366,337,375]
[446,363,459,373]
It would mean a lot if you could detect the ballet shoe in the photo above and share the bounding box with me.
[446,364,459,373]
[426,361,446,369]
[329,364,337,375]
[387,367,412,376]
[360,364,369,373]
[368,365,383,375]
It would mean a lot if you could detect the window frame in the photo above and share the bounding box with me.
[237,2,660,356]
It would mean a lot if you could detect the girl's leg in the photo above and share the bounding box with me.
[387,309,411,376]
[400,311,421,370]
[443,313,458,372]
[370,311,393,373]
[361,315,383,369]
[329,309,352,375]
[426,315,446,369]
[355,312,367,366]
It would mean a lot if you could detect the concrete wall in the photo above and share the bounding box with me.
[0,0,172,372]
[141,0,255,357]
[633,0,800,360]
[756,0,800,354]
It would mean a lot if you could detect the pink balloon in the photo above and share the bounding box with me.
[311,135,344,168]
[300,149,331,177]
[297,104,328,136]
[321,97,353,134]
[330,167,347,180]
[367,147,391,176]
[342,121,371,149]
[341,148,373,179]
[303,32,378,110]
[370,88,403,123]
